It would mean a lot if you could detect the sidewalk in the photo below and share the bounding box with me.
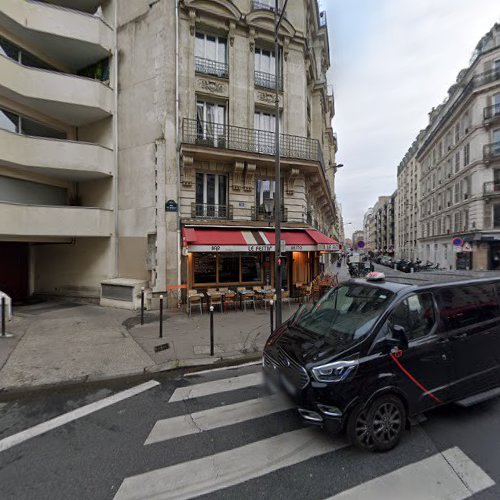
[0,297,298,396]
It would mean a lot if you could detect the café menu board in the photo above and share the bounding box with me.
[194,253,216,282]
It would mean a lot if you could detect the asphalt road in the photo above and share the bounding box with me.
[0,363,500,500]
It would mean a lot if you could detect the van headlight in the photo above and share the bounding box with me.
[311,360,359,383]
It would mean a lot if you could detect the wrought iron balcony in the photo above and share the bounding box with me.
[483,181,500,197]
[473,67,500,88]
[195,56,228,79]
[254,70,283,91]
[484,142,500,163]
[182,118,322,163]
[251,205,287,222]
[484,103,500,123]
[191,203,233,220]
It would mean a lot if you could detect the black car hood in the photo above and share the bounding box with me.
[276,324,363,366]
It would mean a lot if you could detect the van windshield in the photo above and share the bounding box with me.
[296,284,394,342]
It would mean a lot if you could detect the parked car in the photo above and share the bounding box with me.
[263,272,500,452]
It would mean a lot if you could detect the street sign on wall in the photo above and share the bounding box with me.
[462,242,473,252]
[452,237,463,247]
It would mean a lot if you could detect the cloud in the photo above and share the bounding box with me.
[325,0,500,235]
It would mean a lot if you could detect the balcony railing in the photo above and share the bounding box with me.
[252,205,287,222]
[484,142,500,162]
[473,67,500,88]
[182,118,322,163]
[195,56,228,79]
[191,203,233,220]
[254,70,282,91]
[484,103,500,122]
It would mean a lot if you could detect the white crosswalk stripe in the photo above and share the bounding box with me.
[145,393,293,445]
[115,428,346,500]
[168,372,262,402]
[325,447,494,500]
[114,369,496,500]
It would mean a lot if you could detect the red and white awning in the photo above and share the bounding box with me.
[182,227,340,253]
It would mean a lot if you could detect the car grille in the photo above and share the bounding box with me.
[264,348,310,389]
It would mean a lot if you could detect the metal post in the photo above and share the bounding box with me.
[159,294,163,339]
[140,287,145,326]
[1,297,5,337]
[274,0,283,329]
[210,305,214,356]
[270,299,274,335]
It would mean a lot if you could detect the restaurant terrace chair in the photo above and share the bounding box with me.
[303,285,312,303]
[243,289,257,312]
[223,289,238,312]
[281,290,292,310]
[187,289,203,316]
[207,288,223,312]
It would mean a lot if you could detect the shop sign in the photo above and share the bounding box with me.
[289,245,303,251]
[318,243,340,251]
[248,245,273,252]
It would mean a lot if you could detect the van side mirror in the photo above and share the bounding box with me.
[387,324,409,351]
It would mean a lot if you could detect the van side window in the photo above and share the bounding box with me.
[388,293,435,341]
[438,284,499,330]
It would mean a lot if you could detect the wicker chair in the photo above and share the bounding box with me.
[207,288,223,312]
[224,289,238,312]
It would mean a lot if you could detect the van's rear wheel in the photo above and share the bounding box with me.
[347,404,375,451]
[367,395,406,452]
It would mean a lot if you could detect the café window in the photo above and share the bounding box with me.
[192,252,263,285]
[241,254,262,282]
[195,173,227,218]
[193,253,217,284]
[218,253,240,283]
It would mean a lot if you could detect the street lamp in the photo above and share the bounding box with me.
[263,197,274,227]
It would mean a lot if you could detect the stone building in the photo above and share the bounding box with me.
[393,23,500,270]
[372,195,395,255]
[0,0,340,306]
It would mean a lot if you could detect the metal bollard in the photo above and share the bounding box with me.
[1,297,5,337]
[159,294,163,338]
[270,299,274,335]
[210,306,214,356]
[140,287,145,326]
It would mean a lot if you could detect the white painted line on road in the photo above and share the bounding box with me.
[145,394,293,445]
[184,361,261,377]
[168,372,262,402]
[115,428,346,500]
[324,447,494,500]
[0,380,160,454]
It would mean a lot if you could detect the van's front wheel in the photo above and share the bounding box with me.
[347,404,375,451]
[367,395,406,452]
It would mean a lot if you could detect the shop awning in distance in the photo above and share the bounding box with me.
[182,227,340,253]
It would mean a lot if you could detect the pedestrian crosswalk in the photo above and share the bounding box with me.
[114,366,495,500]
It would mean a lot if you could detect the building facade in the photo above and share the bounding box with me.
[0,0,340,305]
[371,195,395,255]
[363,208,375,253]
[402,24,500,270]
[395,132,424,260]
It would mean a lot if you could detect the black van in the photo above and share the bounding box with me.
[262,272,500,452]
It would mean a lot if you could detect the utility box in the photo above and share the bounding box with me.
[0,291,12,322]
[100,278,148,310]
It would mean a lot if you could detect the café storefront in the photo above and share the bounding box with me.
[181,226,339,293]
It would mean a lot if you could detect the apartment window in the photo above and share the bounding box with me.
[447,158,453,178]
[454,123,460,144]
[256,178,283,211]
[438,141,443,159]
[445,131,452,151]
[0,35,56,72]
[195,173,227,217]
[255,48,281,90]
[195,33,228,78]
[432,149,436,166]
[454,183,460,203]
[494,205,500,229]
[463,209,469,231]
[437,218,442,234]
[454,151,460,174]
[0,106,66,139]
[463,143,470,167]
[254,110,281,154]
[196,100,226,146]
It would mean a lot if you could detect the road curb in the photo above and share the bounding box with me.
[0,352,263,401]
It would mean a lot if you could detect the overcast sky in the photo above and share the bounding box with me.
[323,0,500,239]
